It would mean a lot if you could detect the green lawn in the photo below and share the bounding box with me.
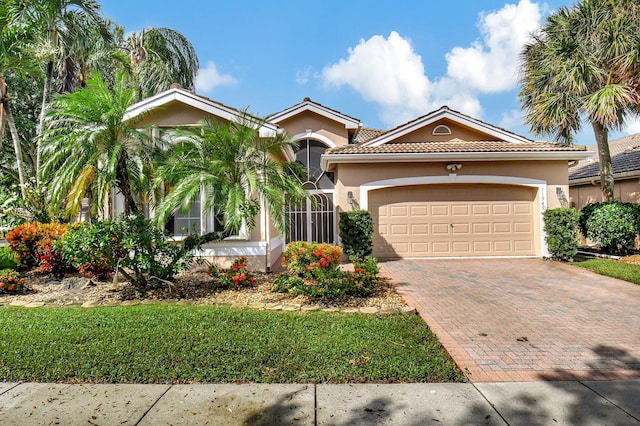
[573,255,640,285]
[0,305,463,384]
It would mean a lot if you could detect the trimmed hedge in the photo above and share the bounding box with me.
[585,202,640,255]
[543,208,580,261]
[339,210,373,259]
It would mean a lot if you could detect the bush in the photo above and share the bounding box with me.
[339,210,373,259]
[0,246,17,269]
[6,222,70,275]
[208,257,256,288]
[543,208,580,261]
[275,250,381,298]
[585,202,640,254]
[58,221,121,280]
[0,269,26,294]
[60,215,194,291]
[281,241,342,278]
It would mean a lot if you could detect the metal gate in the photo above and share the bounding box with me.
[286,191,334,244]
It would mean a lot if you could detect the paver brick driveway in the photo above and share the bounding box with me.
[382,258,640,382]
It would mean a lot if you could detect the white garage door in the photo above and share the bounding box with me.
[370,184,536,258]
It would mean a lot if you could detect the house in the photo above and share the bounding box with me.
[569,134,640,209]
[123,87,588,270]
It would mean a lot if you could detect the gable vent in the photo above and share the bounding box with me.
[432,125,452,135]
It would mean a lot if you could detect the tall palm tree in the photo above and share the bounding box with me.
[519,0,640,201]
[4,0,112,178]
[40,71,156,219]
[154,115,307,236]
[123,27,199,100]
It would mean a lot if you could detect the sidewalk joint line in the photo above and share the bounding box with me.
[579,380,640,423]
[134,384,172,426]
[472,382,511,426]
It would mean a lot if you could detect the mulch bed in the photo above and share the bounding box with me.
[0,265,407,309]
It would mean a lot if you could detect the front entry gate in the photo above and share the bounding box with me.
[286,191,334,244]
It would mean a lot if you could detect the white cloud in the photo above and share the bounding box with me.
[195,61,237,93]
[446,0,541,93]
[320,0,544,127]
[624,116,640,135]
[296,66,312,85]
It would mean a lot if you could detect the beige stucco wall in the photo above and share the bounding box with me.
[570,178,640,209]
[276,111,350,147]
[135,101,227,127]
[394,119,492,143]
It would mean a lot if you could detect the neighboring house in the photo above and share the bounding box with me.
[569,134,640,209]
[122,87,588,270]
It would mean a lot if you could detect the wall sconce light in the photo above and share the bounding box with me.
[446,163,462,172]
[347,191,354,205]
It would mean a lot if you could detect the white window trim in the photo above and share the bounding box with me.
[360,175,549,258]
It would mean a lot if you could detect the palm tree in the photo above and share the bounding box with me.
[40,71,156,219]
[4,0,112,178]
[122,27,199,100]
[519,0,640,201]
[0,4,39,199]
[154,115,307,236]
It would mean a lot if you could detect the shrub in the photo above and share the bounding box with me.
[58,221,121,280]
[543,208,580,261]
[0,246,17,269]
[60,215,194,291]
[339,210,374,259]
[208,257,256,288]
[346,256,380,295]
[0,269,26,294]
[585,202,640,255]
[275,254,381,298]
[281,241,342,278]
[6,222,70,274]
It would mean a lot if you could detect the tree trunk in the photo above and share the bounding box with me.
[36,61,54,180]
[116,154,139,215]
[591,120,614,201]
[0,79,28,199]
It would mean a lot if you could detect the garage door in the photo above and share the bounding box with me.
[370,184,536,258]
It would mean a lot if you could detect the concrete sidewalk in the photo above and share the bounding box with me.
[1,380,638,425]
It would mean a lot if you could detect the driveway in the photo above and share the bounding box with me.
[382,258,640,382]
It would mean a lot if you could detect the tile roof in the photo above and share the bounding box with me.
[353,128,387,144]
[569,134,640,181]
[327,140,586,155]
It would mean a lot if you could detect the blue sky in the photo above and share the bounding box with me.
[101,0,638,146]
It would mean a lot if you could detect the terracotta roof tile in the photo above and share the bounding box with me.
[327,140,585,155]
[353,128,387,143]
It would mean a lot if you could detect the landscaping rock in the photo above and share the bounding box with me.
[61,277,93,290]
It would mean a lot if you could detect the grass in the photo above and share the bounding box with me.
[573,254,640,285]
[0,305,463,384]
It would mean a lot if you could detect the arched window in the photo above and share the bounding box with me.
[432,124,452,135]
[294,139,334,190]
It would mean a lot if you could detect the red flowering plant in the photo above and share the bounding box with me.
[208,256,256,289]
[0,269,26,294]
[7,222,73,277]
[281,241,342,278]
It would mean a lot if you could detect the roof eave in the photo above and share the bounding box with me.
[569,170,640,185]
[322,151,592,171]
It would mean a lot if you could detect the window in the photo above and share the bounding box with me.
[295,139,333,189]
[432,125,452,135]
[165,194,225,237]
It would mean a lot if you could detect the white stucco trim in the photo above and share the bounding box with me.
[363,107,533,147]
[292,132,336,148]
[194,241,267,257]
[360,175,550,258]
[270,101,360,129]
[322,151,591,170]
